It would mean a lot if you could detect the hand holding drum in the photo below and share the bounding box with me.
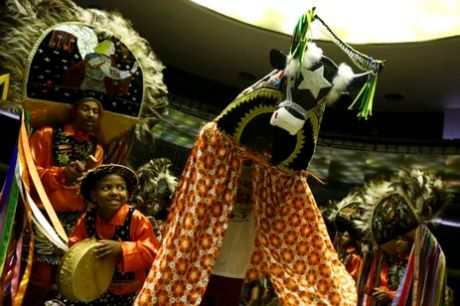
[58,239,117,302]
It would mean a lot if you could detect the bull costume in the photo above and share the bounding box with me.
[135,9,384,306]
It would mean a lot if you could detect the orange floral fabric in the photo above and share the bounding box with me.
[134,122,357,305]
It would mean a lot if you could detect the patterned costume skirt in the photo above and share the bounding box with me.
[48,292,137,306]
[134,122,357,306]
[23,211,82,266]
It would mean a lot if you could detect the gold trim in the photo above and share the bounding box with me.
[216,87,327,173]
[278,101,326,170]
[233,104,275,140]
[24,99,138,145]
[215,88,282,122]
[0,73,10,101]
[231,101,306,175]
[279,126,305,168]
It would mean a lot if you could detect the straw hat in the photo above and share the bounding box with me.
[80,164,138,202]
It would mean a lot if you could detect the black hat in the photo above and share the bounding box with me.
[72,97,104,109]
[80,164,138,202]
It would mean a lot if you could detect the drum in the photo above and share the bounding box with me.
[58,238,116,302]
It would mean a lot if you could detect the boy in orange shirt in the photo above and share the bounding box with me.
[65,164,159,305]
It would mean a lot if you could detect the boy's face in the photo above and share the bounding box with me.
[91,174,128,220]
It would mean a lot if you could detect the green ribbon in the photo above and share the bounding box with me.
[0,113,24,278]
[348,74,379,120]
[289,8,316,67]
[290,9,384,120]
[0,152,19,278]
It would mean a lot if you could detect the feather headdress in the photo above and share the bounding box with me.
[354,169,452,247]
[322,186,367,240]
[0,0,168,145]
[134,158,178,218]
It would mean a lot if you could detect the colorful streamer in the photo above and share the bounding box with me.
[0,145,19,279]
[17,113,68,242]
[391,225,446,306]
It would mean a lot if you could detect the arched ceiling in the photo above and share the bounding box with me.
[191,0,460,43]
[75,0,460,117]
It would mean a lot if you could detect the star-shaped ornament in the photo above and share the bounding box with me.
[298,65,332,99]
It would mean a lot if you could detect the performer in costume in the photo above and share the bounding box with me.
[134,158,178,241]
[323,191,366,282]
[134,9,384,306]
[29,97,104,211]
[371,234,413,304]
[335,230,363,282]
[354,169,452,306]
[24,97,104,306]
[61,164,158,305]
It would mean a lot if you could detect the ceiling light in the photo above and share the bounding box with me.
[191,0,460,43]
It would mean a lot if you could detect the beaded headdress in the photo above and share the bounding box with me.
[355,169,452,246]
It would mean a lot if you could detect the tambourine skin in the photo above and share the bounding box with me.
[58,238,116,302]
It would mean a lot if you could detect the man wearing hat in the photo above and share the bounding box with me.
[24,97,104,306]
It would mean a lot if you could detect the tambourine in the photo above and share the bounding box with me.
[58,238,116,302]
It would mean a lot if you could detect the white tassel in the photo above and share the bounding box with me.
[284,42,323,78]
[325,63,354,105]
[302,42,323,70]
[284,57,299,78]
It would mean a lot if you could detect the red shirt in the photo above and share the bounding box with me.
[69,204,159,295]
[343,245,362,281]
[29,124,104,212]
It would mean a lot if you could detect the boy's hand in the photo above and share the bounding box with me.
[94,240,122,259]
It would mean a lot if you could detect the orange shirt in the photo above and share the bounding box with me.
[69,204,159,295]
[379,261,401,300]
[343,246,362,282]
[29,124,104,212]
